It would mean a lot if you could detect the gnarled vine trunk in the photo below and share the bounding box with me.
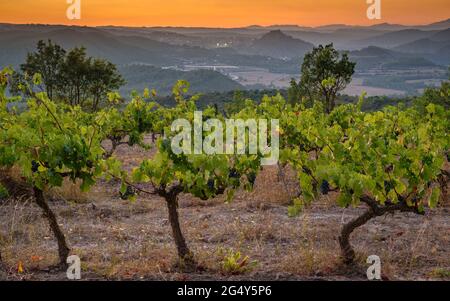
[162,188,196,270]
[338,195,422,265]
[339,209,376,264]
[33,187,70,267]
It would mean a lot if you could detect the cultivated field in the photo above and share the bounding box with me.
[1,140,448,281]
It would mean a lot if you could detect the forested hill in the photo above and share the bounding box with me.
[119,65,244,96]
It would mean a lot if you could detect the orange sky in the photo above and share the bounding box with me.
[0,0,449,27]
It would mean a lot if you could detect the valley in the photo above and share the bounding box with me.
[1,19,449,97]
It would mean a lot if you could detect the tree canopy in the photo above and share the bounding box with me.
[289,44,355,113]
[10,40,125,112]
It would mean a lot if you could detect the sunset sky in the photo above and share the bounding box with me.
[1,0,449,27]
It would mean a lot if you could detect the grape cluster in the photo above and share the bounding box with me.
[320,180,330,195]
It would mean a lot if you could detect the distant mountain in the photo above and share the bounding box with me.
[0,22,448,96]
[119,64,244,95]
[350,46,397,58]
[393,38,450,54]
[419,18,450,31]
[0,25,296,73]
[391,28,450,65]
[367,23,409,31]
[0,20,450,89]
[433,44,450,66]
[430,28,450,41]
[247,24,313,31]
[100,26,204,46]
[354,29,439,48]
[314,24,355,32]
[243,19,450,32]
[0,27,184,67]
[282,28,386,50]
[245,30,314,59]
[315,18,450,32]
[348,46,437,70]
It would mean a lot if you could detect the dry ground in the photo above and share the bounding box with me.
[0,142,449,281]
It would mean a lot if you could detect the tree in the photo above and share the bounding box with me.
[414,77,449,111]
[57,48,126,111]
[57,47,91,108]
[12,41,125,112]
[20,40,66,100]
[88,59,125,111]
[290,44,355,113]
[287,79,301,105]
[224,90,246,117]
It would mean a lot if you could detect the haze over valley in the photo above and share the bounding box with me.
[1,19,449,97]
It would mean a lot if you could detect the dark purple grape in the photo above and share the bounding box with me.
[31,160,39,173]
[320,180,330,195]
[207,179,215,190]
[228,168,240,179]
